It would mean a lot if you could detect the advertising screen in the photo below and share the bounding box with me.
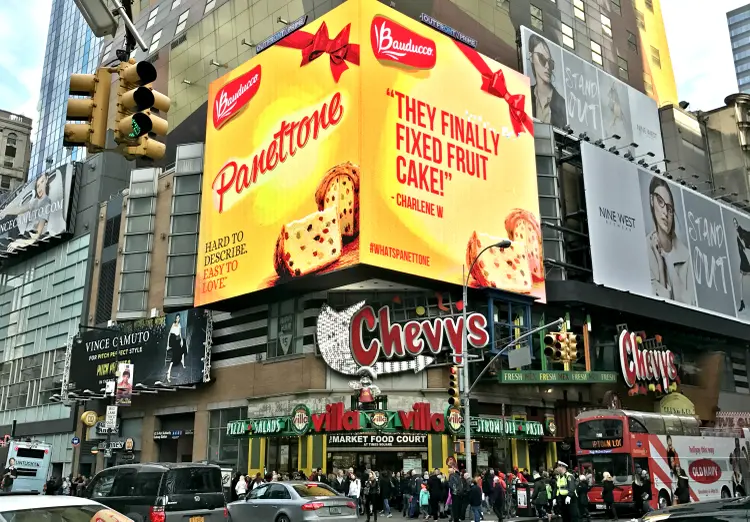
[520,26,664,163]
[582,142,750,324]
[0,163,75,255]
[67,309,210,393]
[196,0,543,307]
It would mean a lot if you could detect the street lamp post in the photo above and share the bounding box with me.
[461,239,511,479]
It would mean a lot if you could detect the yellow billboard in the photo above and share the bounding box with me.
[196,0,543,307]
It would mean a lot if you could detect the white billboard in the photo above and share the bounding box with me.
[520,26,664,162]
[581,142,750,324]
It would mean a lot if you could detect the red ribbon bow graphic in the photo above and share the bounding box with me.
[454,42,534,137]
[277,22,360,83]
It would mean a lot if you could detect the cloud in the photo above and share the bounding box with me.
[0,0,52,129]
[662,0,748,111]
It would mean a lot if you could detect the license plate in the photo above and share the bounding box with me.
[595,504,605,510]
[330,507,342,515]
[189,517,204,522]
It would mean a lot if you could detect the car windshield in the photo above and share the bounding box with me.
[292,483,339,497]
[0,505,104,522]
[577,454,632,485]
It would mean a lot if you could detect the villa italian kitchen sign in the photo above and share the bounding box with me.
[316,301,490,377]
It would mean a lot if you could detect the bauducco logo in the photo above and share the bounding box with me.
[599,206,636,230]
[212,64,262,129]
[370,16,436,69]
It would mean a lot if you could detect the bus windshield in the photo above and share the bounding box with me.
[577,454,632,485]
[578,419,624,439]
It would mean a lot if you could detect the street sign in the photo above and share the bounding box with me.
[71,437,80,447]
[105,406,118,429]
[104,448,112,458]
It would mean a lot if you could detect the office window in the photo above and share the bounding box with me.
[208,408,249,474]
[650,46,661,68]
[611,0,621,14]
[4,133,17,158]
[562,23,575,49]
[530,5,544,31]
[644,0,653,12]
[171,0,181,9]
[149,30,162,54]
[601,14,612,38]
[573,0,585,21]
[175,10,189,34]
[146,7,158,29]
[0,176,10,188]
[102,42,113,60]
[617,55,628,80]
[635,9,645,30]
[3,161,12,169]
[591,41,603,66]
[644,72,654,95]
[627,31,638,53]
[204,0,216,14]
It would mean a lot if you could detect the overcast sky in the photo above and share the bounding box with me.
[0,1,745,127]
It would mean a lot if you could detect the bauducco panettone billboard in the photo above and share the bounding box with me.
[196,0,544,307]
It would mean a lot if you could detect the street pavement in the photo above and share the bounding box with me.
[374,512,636,521]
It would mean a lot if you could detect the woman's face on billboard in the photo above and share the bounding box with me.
[652,185,674,235]
[531,42,552,84]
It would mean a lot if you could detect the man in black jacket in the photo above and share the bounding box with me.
[482,468,494,514]
[380,471,393,517]
[427,471,442,521]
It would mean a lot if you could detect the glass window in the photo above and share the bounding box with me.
[127,215,153,234]
[617,55,628,80]
[166,276,194,297]
[174,174,201,194]
[171,0,181,9]
[173,194,200,214]
[268,484,292,500]
[208,408,249,474]
[171,214,198,234]
[644,0,653,11]
[4,134,17,158]
[122,253,149,272]
[601,14,612,38]
[651,45,661,68]
[167,255,196,276]
[292,484,338,497]
[103,42,113,60]
[166,467,221,494]
[530,5,543,30]
[573,0,585,21]
[134,471,163,497]
[176,10,190,35]
[591,42,603,66]
[635,9,645,30]
[627,31,638,53]
[6,134,17,147]
[121,272,148,292]
[562,24,573,38]
[128,198,154,216]
[628,417,647,433]
[248,484,270,499]
[149,30,162,54]
[205,0,216,14]
[169,235,197,255]
[146,7,159,29]
[578,419,623,439]
[125,234,151,252]
[611,0,621,14]
[119,291,146,311]
[0,506,103,521]
[111,469,137,496]
[90,469,117,497]
[577,454,631,484]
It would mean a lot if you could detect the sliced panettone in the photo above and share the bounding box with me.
[315,162,360,242]
[504,208,543,283]
[466,231,532,294]
[274,206,342,279]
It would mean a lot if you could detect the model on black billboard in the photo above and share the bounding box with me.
[732,218,750,311]
[166,315,186,383]
[646,177,695,305]
[527,34,566,129]
[5,173,52,253]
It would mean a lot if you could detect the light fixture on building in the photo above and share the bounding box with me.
[182,79,193,85]
[562,124,574,135]
[578,132,590,142]
[593,134,620,148]
[679,101,690,110]
[241,38,254,47]
[277,16,289,25]
[209,59,226,68]
[608,142,638,156]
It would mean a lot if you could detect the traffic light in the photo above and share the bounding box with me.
[566,333,580,362]
[63,68,112,151]
[448,366,459,406]
[114,59,171,160]
[553,333,566,360]
[543,332,556,357]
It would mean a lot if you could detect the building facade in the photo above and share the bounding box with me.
[729,3,750,94]
[28,0,101,180]
[0,110,32,193]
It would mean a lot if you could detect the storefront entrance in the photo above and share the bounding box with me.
[328,451,427,475]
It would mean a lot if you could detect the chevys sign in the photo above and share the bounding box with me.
[316,301,489,376]
[370,16,437,69]
[619,329,678,392]
[689,459,722,484]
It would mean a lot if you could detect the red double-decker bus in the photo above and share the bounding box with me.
[576,409,748,513]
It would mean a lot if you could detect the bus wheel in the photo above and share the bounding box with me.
[658,490,671,509]
[721,487,732,499]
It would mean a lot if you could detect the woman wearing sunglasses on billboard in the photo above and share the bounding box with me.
[527,34,566,129]
[646,177,695,306]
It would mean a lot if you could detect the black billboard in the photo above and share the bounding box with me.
[0,163,75,255]
[68,308,211,393]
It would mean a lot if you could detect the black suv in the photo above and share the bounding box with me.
[85,462,227,522]
[642,497,750,521]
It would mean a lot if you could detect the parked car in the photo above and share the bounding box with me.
[85,462,228,522]
[641,497,750,521]
[0,491,133,521]
[228,481,357,522]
